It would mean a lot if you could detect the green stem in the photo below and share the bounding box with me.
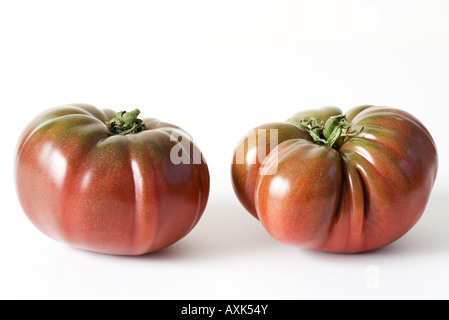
[106,109,146,135]
[298,115,363,149]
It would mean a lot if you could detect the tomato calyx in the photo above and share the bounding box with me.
[299,115,364,149]
[106,109,146,135]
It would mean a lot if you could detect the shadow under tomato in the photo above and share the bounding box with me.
[134,194,276,261]
[79,184,448,261]
[142,184,449,261]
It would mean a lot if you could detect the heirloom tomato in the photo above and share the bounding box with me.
[231,105,438,253]
[15,104,210,255]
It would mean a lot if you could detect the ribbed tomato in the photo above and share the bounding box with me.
[231,105,438,253]
[15,104,210,255]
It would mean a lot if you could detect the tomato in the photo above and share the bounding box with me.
[15,104,210,255]
[231,105,438,253]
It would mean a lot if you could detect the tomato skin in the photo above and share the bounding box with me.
[15,104,210,255]
[232,106,438,253]
[231,122,310,218]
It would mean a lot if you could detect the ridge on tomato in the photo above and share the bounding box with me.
[15,104,210,255]
[231,105,438,253]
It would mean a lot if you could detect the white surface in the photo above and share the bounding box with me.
[1,0,449,300]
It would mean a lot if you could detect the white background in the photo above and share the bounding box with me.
[1,0,448,300]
